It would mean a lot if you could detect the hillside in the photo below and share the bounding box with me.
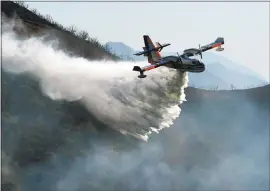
[2,1,269,191]
[2,1,119,61]
[159,85,269,182]
[3,70,269,190]
[188,71,229,89]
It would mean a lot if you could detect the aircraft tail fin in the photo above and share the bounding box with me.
[143,35,161,64]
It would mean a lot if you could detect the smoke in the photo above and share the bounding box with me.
[1,20,189,190]
[2,26,188,141]
[2,18,269,191]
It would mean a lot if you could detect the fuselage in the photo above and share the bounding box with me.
[160,55,205,73]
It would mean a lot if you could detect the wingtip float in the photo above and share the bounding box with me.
[133,35,225,78]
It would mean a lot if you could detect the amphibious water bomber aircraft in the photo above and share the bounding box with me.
[133,35,225,78]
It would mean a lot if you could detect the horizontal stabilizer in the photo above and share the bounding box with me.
[155,42,171,52]
[134,35,170,58]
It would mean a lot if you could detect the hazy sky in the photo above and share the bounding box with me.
[26,2,269,80]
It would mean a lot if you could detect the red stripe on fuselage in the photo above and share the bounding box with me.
[144,65,156,71]
[147,37,161,58]
[211,42,222,48]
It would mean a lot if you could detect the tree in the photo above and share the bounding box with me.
[78,30,89,40]
[14,1,29,8]
[45,14,53,22]
[67,25,77,34]
[31,8,37,14]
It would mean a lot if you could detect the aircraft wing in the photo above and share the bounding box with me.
[133,59,170,78]
[183,37,225,57]
[135,59,170,72]
[199,37,224,53]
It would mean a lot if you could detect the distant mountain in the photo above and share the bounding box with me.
[201,52,265,81]
[106,42,134,57]
[106,42,144,61]
[188,71,229,90]
[206,63,266,89]
[106,42,267,89]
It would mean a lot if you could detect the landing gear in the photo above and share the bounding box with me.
[138,71,147,78]
[133,66,147,78]
[138,74,147,78]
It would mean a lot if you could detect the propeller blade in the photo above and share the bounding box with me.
[198,44,202,59]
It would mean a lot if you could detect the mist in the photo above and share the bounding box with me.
[2,24,188,141]
[2,18,269,191]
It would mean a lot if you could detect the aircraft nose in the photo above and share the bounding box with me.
[199,63,205,71]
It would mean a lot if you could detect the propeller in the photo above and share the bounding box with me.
[198,44,202,59]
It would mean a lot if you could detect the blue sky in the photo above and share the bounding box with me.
[26,2,269,81]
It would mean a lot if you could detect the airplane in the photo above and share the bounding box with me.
[132,35,225,78]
